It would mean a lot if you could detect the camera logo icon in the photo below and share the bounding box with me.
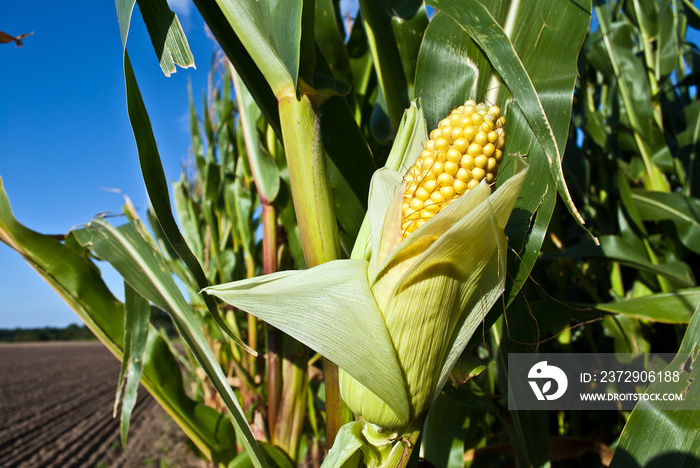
[528,361,568,401]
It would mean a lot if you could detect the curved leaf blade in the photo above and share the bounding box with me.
[205,260,411,423]
[610,307,700,466]
[117,283,150,449]
[589,288,700,324]
[547,235,695,287]
[213,0,300,93]
[232,68,280,203]
[0,179,238,463]
[73,218,268,468]
[135,0,195,75]
[417,0,591,306]
[193,0,282,136]
[427,0,590,229]
[115,0,194,75]
[632,190,700,255]
[122,52,253,354]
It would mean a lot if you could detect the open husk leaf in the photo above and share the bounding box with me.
[204,99,528,430]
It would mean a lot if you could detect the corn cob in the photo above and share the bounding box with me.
[400,100,506,238]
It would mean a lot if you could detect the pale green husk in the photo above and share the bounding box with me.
[204,99,528,430]
[338,154,527,428]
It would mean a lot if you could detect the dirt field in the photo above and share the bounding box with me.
[0,341,208,468]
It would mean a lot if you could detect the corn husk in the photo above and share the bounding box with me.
[204,99,528,430]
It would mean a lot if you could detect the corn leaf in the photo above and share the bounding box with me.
[122,52,252,354]
[588,288,700,324]
[417,0,591,307]
[114,0,194,75]
[422,393,472,468]
[321,422,365,468]
[358,0,410,130]
[494,295,552,467]
[0,179,238,463]
[193,0,281,136]
[317,92,376,209]
[314,0,352,84]
[173,177,205,264]
[187,82,206,172]
[205,259,410,423]
[72,218,268,468]
[631,189,700,255]
[618,172,649,236]
[609,307,700,466]
[209,0,301,94]
[311,38,375,253]
[678,100,700,196]
[232,69,280,203]
[117,283,150,449]
[587,4,671,191]
[546,235,695,288]
[196,0,376,247]
[229,441,296,468]
[136,0,194,75]
[414,12,483,130]
[231,157,256,261]
[427,0,589,227]
[390,3,428,89]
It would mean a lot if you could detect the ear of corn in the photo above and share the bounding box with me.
[400,100,506,238]
[204,99,528,433]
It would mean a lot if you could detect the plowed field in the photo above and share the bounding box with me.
[0,341,207,468]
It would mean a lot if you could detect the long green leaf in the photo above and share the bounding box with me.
[632,189,700,255]
[416,0,590,306]
[135,0,195,75]
[495,295,551,468]
[192,0,282,137]
[118,283,150,448]
[422,393,471,468]
[114,0,194,75]
[173,177,205,263]
[210,0,301,94]
[0,179,237,463]
[390,3,428,89]
[428,0,590,229]
[610,307,700,466]
[314,0,352,84]
[359,0,410,130]
[588,4,670,191]
[414,12,482,130]
[205,260,410,423]
[230,441,296,468]
[308,102,363,251]
[232,68,280,203]
[678,100,700,196]
[547,235,695,287]
[73,218,268,468]
[122,52,252,354]
[589,288,700,324]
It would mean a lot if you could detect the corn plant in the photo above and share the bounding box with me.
[2,0,700,467]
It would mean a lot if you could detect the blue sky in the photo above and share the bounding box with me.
[0,1,217,328]
[0,2,698,328]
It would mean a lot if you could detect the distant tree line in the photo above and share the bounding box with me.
[0,323,96,342]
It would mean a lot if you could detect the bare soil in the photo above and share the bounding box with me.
[0,341,209,468]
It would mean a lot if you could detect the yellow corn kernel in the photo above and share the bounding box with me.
[400,99,506,239]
